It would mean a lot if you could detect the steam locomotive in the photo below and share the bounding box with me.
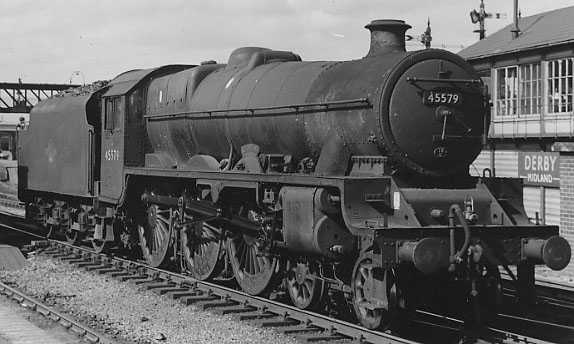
[18,19,571,330]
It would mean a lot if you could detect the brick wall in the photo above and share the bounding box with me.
[559,154,574,277]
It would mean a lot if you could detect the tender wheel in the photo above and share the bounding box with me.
[64,228,79,244]
[138,204,173,268]
[91,239,108,253]
[352,257,400,330]
[45,224,57,239]
[181,214,223,280]
[91,219,117,254]
[286,261,324,310]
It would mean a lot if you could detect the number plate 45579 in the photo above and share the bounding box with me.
[423,90,462,106]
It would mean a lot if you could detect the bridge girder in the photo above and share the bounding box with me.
[0,82,79,113]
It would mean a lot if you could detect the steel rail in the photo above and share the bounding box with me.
[0,280,107,344]
[500,270,574,308]
[501,270,574,293]
[415,310,556,344]
[497,313,574,331]
[0,222,45,240]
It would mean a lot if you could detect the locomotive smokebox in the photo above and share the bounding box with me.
[365,19,411,56]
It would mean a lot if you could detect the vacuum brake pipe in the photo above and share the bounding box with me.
[445,203,570,271]
[448,204,471,272]
[396,204,472,275]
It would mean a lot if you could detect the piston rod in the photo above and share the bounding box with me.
[141,193,261,237]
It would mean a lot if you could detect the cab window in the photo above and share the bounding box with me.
[104,97,121,130]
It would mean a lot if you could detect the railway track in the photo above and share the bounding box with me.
[500,270,574,330]
[0,279,109,343]
[1,221,570,344]
[33,240,565,343]
[516,277,574,310]
[501,271,574,308]
[414,310,571,344]
[35,239,418,344]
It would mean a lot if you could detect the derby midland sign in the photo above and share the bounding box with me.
[518,152,560,187]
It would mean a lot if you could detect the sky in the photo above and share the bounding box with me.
[1,0,573,84]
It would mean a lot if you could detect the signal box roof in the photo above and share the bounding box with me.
[459,5,574,60]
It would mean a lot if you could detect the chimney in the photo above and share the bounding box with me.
[365,19,411,56]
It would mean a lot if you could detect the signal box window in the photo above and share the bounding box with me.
[519,63,541,115]
[547,58,573,114]
[495,66,518,117]
[105,97,121,130]
[494,63,541,118]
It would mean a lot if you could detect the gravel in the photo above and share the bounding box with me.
[0,255,299,344]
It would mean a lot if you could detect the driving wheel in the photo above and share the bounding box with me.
[181,212,223,280]
[226,207,277,296]
[138,204,173,267]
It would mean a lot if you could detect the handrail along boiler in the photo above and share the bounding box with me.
[18,19,571,329]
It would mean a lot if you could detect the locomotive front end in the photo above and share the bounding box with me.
[369,20,487,177]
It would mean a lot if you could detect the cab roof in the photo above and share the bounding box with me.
[103,65,194,97]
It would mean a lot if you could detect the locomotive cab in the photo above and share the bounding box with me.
[99,94,124,202]
[98,66,193,203]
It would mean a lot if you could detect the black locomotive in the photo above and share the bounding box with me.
[18,20,571,329]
